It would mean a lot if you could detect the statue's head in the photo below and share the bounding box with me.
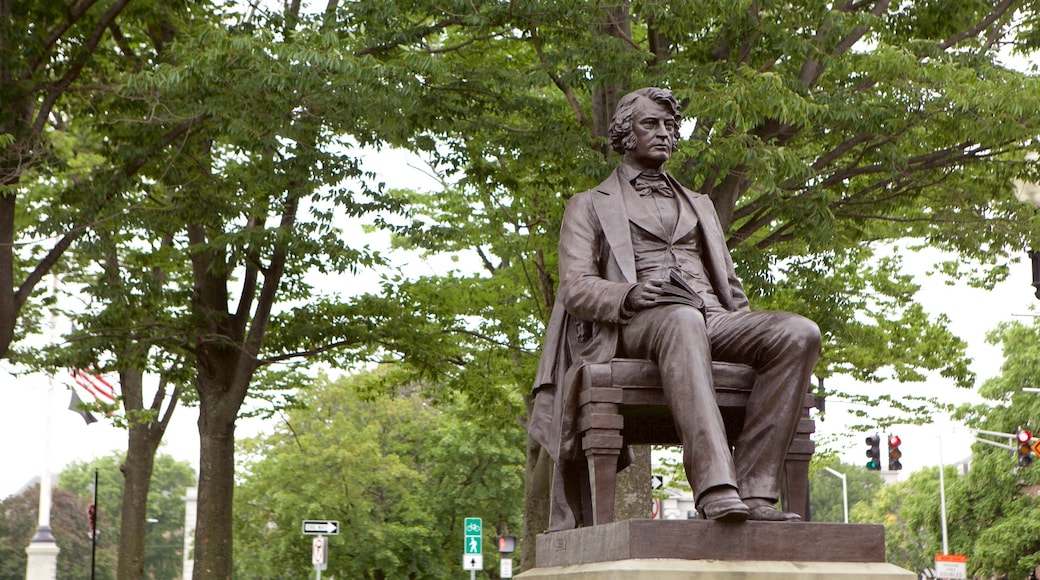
[609,87,682,155]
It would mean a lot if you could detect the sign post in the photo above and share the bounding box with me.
[463,517,483,578]
[302,520,338,580]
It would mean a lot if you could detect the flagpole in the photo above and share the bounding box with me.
[29,371,57,539]
[25,275,60,579]
[91,468,98,580]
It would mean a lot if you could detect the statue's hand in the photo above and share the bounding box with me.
[624,278,667,311]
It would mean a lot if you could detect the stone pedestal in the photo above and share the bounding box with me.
[518,520,915,580]
[25,530,60,580]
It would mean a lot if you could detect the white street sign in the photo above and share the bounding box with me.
[934,554,967,580]
[463,554,483,571]
[312,536,328,569]
[302,520,340,535]
[500,557,513,578]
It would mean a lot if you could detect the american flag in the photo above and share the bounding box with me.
[71,367,117,403]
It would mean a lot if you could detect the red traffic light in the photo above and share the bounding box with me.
[888,434,901,447]
[1017,429,1034,468]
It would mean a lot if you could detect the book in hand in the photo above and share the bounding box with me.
[655,269,705,311]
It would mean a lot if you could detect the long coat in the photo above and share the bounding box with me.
[528,165,751,465]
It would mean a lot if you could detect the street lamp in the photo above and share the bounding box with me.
[822,467,849,523]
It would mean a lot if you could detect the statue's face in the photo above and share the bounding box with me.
[628,97,676,171]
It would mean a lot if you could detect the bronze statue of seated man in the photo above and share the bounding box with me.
[528,86,821,529]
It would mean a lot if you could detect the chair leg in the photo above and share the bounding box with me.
[586,449,619,525]
[781,457,810,519]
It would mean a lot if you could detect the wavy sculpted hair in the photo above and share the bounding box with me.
[608,87,682,155]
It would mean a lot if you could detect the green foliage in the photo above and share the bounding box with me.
[57,452,197,580]
[233,371,525,579]
[8,0,1040,573]
[335,0,1040,429]
[852,466,956,575]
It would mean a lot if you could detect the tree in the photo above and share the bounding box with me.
[325,0,1040,562]
[3,2,215,577]
[0,452,193,580]
[0,0,203,360]
[232,371,525,579]
[10,0,1040,573]
[10,2,438,576]
[953,318,1040,578]
[76,2,423,575]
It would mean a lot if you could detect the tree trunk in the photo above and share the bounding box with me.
[0,84,33,358]
[191,388,238,580]
[613,446,652,521]
[521,440,551,572]
[117,423,158,579]
[116,368,176,580]
[0,192,16,357]
[708,171,750,233]
[591,4,632,143]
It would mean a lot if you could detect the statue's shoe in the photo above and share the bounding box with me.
[698,496,750,522]
[747,505,802,521]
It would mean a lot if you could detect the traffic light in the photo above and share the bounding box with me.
[865,434,881,470]
[1017,429,1033,468]
[887,434,902,471]
[497,535,516,553]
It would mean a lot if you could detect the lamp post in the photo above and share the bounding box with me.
[822,467,849,523]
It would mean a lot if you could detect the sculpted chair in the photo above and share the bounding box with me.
[576,358,816,526]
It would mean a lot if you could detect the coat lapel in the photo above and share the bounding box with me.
[670,175,699,243]
[590,170,638,283]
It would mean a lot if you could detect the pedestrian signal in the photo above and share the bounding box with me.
[497,535,516,553]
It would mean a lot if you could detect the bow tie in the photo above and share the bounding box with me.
[633,173,673,197]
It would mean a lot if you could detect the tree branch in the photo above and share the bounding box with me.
[32,0,132,136]
[26,0,102,75]
[937,0,1017,51]
[530,35,590,130]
